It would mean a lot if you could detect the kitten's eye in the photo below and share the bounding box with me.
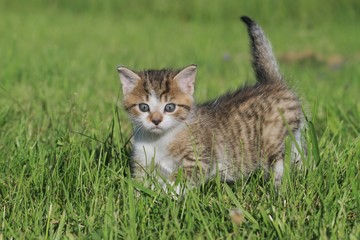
[138,103,150,112]
[164,103,176,113]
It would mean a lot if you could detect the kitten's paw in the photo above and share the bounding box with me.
[161,181,184,199]
[229,208,244,226]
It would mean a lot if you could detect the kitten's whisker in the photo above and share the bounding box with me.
[124,125,144,147]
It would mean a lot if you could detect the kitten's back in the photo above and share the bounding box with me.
[183,17,303,182]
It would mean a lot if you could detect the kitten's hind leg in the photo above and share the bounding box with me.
[274,159,284,189]
[267,151,285,189]
[291,128,305,168]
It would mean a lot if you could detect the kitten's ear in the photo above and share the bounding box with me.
[174,64,197,95]
[117,66,141,95]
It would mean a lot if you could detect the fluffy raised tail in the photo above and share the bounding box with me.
[241,16,282,83]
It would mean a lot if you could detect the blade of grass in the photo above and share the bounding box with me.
[54,210,66,240]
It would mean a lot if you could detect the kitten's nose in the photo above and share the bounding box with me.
[150,112,163,126]
[152,118,162,126]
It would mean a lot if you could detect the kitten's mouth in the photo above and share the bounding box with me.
[149,126,164,134]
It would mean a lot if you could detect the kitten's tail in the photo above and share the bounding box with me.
[240,16,282,83]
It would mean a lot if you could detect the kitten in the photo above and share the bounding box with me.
[117,16,305,192]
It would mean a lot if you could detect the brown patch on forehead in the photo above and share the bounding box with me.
[137,69,180,98]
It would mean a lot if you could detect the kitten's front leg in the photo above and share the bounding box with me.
[132,160,183,196]
[175,156,211,190]
[160,177,183,197]
[154,164,184,197]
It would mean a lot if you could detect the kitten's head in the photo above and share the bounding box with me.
[117,65,197,135]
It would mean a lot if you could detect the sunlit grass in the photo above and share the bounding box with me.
[0,1,359,239]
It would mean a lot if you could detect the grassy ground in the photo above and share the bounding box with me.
[0,0,359,239]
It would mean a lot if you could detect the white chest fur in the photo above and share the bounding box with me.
[132,129,180,178]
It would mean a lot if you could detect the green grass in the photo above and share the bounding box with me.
[0,0,359,239]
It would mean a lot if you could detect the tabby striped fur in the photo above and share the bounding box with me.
[117,16,305,191]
